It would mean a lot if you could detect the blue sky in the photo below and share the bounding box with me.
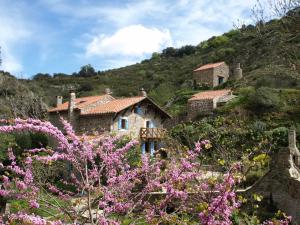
[0,0,259,78]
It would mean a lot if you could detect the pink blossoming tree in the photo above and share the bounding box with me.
[0,118,291,225]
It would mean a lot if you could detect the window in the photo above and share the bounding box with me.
[118,117,128,130]
[146,120,151,128]
[121,119,126,129]
[145,141,150,153]
[134,106,143,115]
[142,141,154,155]
[218,76,224,85]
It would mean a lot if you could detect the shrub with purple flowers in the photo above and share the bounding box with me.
[0,118,291,224]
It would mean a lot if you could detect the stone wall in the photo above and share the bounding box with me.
[193,69,214,87]
[77,114,113,135]
[212,63,229,87]
[111,104,164,139]
[187,99,214,120]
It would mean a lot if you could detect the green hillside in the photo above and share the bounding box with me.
[0,8,299,118]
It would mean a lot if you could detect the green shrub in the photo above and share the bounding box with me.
[269,127,288,147]
[208,35,230,48]
[240,87,281,113]
[30,132,48,148]
[0,134,15,160]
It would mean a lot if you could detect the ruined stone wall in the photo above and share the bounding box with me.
[212,64,229,86]
[187,99,214,120]
[246,147,300,224]
[193,69,214,87]
[111,104,164,139]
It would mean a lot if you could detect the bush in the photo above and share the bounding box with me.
[208,35,230,48]
[13,132,48,157]
[0,134,15,161]
[240,87,281,113]
[30,132,48,148]
[269,127,288,147]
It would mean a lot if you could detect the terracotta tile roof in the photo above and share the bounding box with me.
[188,89,232,101]
[48,95,112,112]
[193,61,226,72]
[81,96,146,115]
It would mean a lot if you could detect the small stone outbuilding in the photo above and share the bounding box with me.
[187,89,235,119]
[193,62,229,87]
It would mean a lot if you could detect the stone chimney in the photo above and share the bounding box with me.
[68,89,76,124]
[232,63,243,79]
[289,128,297,150]
[289,128,300,167]
[105,88,112,95]
[139,88,147,97]
[56,96,63,107]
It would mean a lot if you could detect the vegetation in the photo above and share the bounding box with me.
[0,118,291,224]
[0,4,299,224]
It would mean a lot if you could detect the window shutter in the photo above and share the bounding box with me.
[125,119,129,130]
[150,141,155,156]
[150,121,155,128]
[141,142,146,154]
[118,118,122,129]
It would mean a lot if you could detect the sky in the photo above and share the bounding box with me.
[0,0,259,78]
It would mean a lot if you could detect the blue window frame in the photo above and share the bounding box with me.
[118,117,129,130]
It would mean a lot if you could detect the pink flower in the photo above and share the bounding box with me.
[16,181,27,190]
[29,200,40,209]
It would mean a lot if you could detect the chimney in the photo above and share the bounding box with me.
[56,96,63,107]
[139,88,147,97]
[289,128,297,150]
[105,88,112,95]
[68,89,76,123]
[233,63,243,79]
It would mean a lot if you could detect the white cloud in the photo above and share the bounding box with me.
[86,25,172,57]
[1,46,23,73]
[0,1,32,74]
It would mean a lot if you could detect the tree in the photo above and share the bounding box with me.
[32,73,52,81]
[162,47,177,57]
[0,118,291,224]
[251,0,300,35]
[78,64,96,77]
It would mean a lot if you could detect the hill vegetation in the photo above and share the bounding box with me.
[15,7,298,116]
[0,8,298,118]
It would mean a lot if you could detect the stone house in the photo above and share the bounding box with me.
[193,62,229,87]
[187,89,235,119]
[48,88,171,155]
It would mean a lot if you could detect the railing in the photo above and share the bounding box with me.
[140,128,167,140]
